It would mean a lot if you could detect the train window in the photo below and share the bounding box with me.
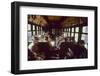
[81,34,88,49]
[72,28,74,32]
[28,24,31,31]
[83,26,88,33]
[75,33,78,42]
[81,26,88,48]
[32,31,35,35]
[37,26,39,31]
[81,34,86,40]
[64,28,67,32]
[63,28,67,37]
[81,34,88,43]
[69,28,70,32]
[28,24,32,43]
[75,27,79,32]
[71,33,74,37]
[33,25,36,35]
[68,32,70,37]
[28,32,32,43]
[33,26,42,35]
[82,25,88,46]
[64,32,67,37]
[32,25,35,30]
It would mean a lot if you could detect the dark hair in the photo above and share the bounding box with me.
[78,40,85,45]
[45,36,48,40]
[34,37,39,40]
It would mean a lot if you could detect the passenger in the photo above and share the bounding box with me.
[28,36,39,51]
[71,40,87,58]
[59,37,74,59]
[78,40,88,58]
[56,34,65,49]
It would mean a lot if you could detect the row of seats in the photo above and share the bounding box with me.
[28,40,87,61]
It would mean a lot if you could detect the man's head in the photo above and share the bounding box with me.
[78,40,85,46]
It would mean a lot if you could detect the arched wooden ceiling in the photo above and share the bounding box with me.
[28,15,87,27]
